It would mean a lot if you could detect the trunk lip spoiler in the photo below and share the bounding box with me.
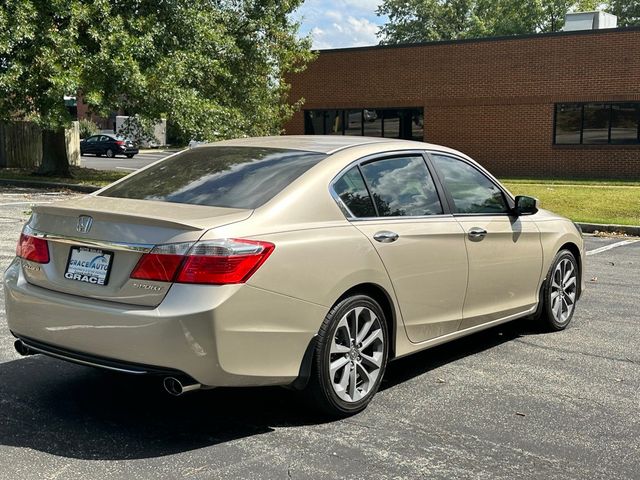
[23,225,155,253]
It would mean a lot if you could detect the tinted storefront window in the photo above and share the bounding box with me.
[305,108,424,141]
[554,102,640,145]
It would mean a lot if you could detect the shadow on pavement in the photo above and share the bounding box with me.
[0,319,541,461]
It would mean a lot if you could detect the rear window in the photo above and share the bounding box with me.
[99,147,326,209]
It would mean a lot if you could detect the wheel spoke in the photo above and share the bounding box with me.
[564,292,575,306]
[361,328,383,350]
[330,356,350,377]
[331,342,349,354]
[563,265,574,284]
[356,363,372,386]
[564,276,576,289]
[337,364,350,391]
[337,315,351,343]
[360,352,382,369]
[553,295,562,318]
[356,315,375,344]
[348,365,358,400]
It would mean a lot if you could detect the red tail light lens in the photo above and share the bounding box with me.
[115,140,125,146]
[130,239,274,285]
[16,233,50,264]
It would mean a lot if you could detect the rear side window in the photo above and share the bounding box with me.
[99,147,326,209]
[431,154,509,214]
[360,156,443,217]
[333,167,376,217]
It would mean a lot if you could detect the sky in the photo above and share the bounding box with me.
[293,0,387,50]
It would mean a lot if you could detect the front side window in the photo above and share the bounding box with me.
[100,147,326,209]
[332,167,376,217]
[86,136,98,143]
[359,156,442,217]
[431,154,509,214]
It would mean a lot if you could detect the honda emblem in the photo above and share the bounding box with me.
[77,215,93,234]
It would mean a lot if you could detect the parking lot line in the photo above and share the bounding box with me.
[586,238,640,256]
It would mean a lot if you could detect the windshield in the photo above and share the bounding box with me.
[99,146,326,209]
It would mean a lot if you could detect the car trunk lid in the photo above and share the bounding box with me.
[21,195,252,307]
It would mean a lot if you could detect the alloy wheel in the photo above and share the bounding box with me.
[329,306,384,403]
[550,258,577,324]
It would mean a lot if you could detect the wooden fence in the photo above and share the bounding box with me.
[0,121,80,169]
[0,122,42,168]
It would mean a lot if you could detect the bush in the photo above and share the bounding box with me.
[78,119,99,139]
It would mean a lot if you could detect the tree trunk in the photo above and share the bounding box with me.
[38,128,71,177]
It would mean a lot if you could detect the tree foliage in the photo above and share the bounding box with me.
[377,0,639,43]
[0,0,313,171]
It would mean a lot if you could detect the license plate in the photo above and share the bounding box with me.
[64,247,114,286]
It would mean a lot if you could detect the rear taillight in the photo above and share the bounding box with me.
[16,233,50,263]
[115,140,125,146]
[130,239,274,285]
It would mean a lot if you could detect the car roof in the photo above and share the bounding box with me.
[203,135,451,155]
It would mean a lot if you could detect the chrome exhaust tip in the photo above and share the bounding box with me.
[14,340,33,356]
[163,376,201,396]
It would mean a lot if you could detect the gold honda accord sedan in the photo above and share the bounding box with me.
[4,136,584,415]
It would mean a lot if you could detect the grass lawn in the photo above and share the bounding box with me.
[0,166,127,187]
[502,179,640,226]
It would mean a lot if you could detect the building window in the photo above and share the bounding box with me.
[304,108,424,141]
[554,103,640,145]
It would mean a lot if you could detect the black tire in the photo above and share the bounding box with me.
[538,249,579,331]
[106,148,115,158]
[126,154,135,158]
[306,294,389,417]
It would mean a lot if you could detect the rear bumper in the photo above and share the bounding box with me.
[119,147,138,155]
[4,258,325,387]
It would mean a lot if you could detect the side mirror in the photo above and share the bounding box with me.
[515,195,539,215]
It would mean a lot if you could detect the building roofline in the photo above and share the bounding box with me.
[314,25,640,54]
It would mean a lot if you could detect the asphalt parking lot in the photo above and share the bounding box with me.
[0,187,638,479]
[81,150,176,172]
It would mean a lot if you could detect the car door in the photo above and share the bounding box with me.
[83,135,99,154]
[332,152,468,343]
[99,135,112,154]
[429,153,543,330]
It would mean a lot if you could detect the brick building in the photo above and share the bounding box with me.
[284,27,640,179]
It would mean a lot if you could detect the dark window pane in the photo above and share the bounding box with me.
[611,104,639,144]
[412,109,424,141]
[100,147,325,209]
[363,109,382,137]
[383,109,401,138]
[333,167,376,217]
[360,156,442,217]
[345,110,363,136]
[432,154,509,214]
[555,104,582,144]
[304,111,324,135]
[325,110,343,135]
[583,103,610,144]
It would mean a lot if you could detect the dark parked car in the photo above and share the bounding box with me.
[80,134,139,158]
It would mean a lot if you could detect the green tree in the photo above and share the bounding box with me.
[607,0,640,27]
[377,0,628,44]
[0,0,313,176]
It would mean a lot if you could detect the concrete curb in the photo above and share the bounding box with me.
[576,222,640,237]
[0,178,99,193]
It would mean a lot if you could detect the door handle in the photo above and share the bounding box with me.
[468,228,487,240]
[373,231,399,243]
